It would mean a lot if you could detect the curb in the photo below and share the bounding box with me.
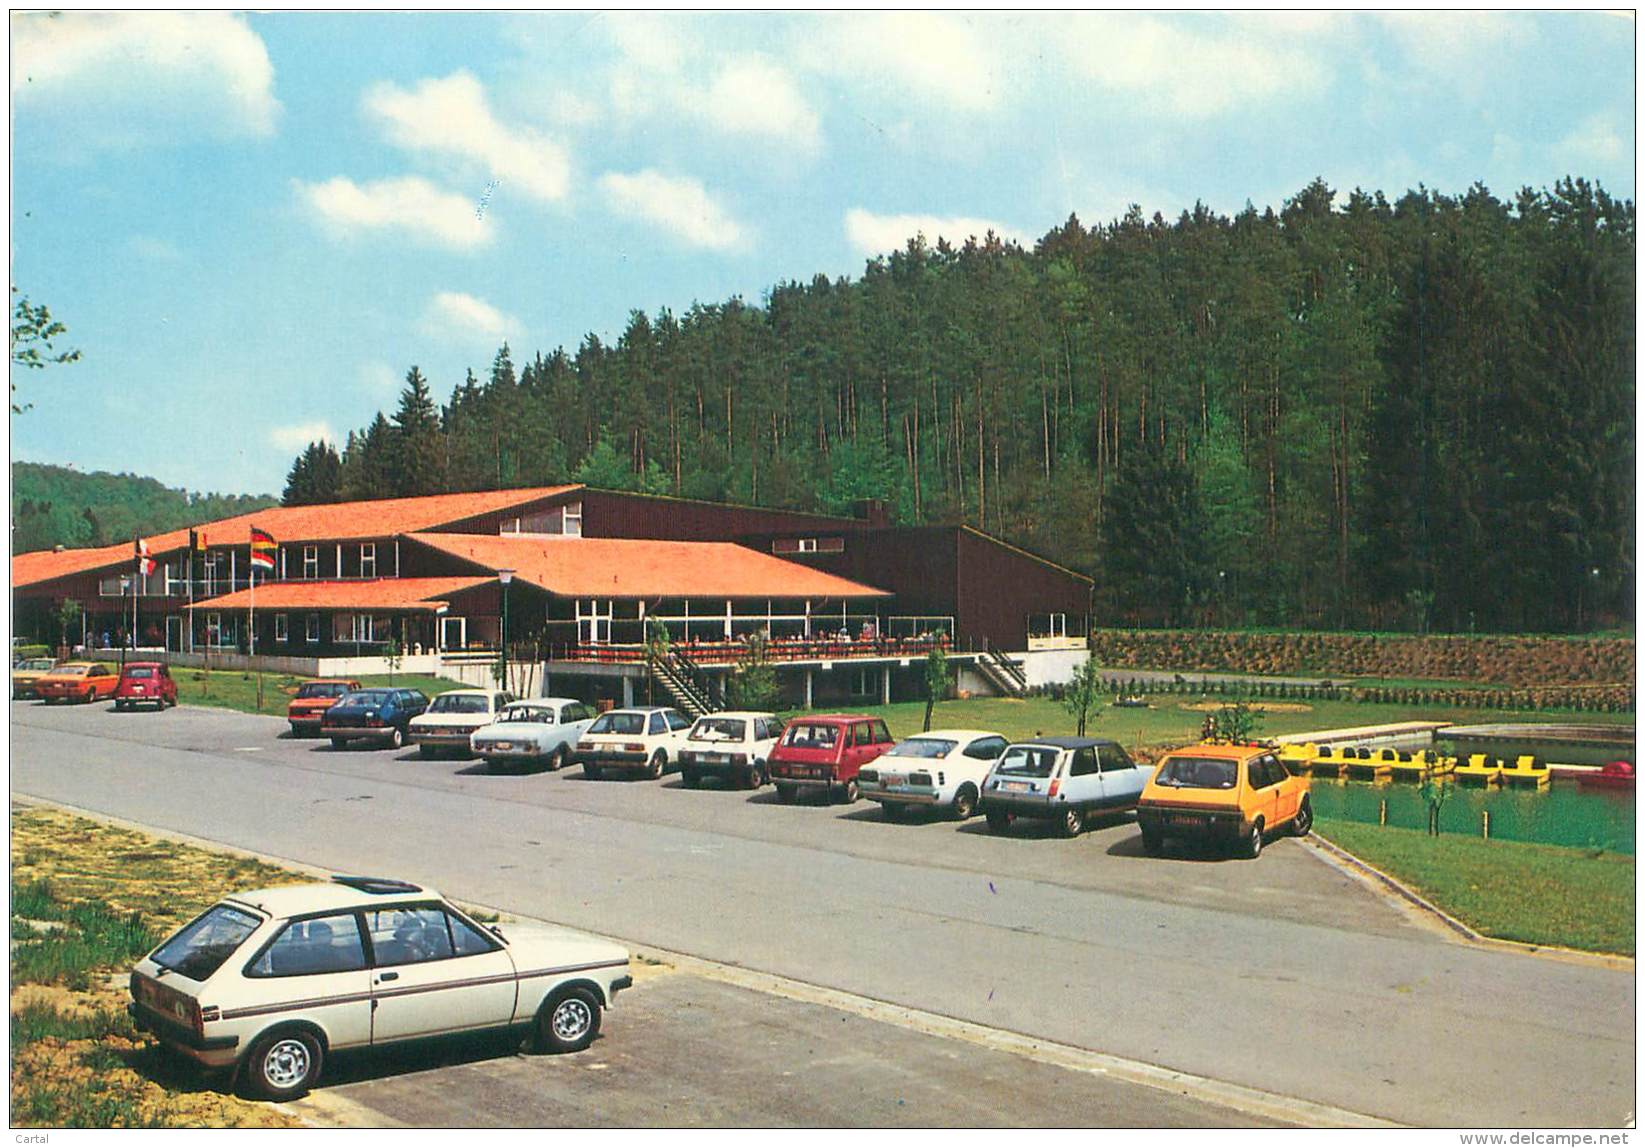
[1301,834,1635,972]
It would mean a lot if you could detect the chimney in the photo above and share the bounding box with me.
[853,498,889,528]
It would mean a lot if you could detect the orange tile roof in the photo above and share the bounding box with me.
[12,486,582,589]
[192,577,493,612]
[407,533,890,600]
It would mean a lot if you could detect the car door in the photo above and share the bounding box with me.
[960,736,1008,785]
[1261,754,1298,825]
[1097,743,1144,809]
[1065,746,1101,809]
[364,904,517,1043]
[664,709,693,752]
[1246,757,1282,830]
[236,912,374,1051]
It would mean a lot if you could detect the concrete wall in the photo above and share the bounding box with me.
[1014,648,1090,689]
[165,651,444,676]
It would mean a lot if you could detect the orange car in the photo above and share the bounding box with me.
[35,661,121,705]
[1137,742,1312,859]
[286,678,362,737]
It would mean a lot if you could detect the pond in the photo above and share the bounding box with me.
[1308,777,1634,854]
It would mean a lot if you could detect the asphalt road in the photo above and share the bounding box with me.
[10,701,1636,1127]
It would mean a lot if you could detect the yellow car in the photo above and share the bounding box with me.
[12,657,59,699]
[1137,742,1312,859]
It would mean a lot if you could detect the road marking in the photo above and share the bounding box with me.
[232,747,263,752]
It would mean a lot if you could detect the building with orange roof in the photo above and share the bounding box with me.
[12,485,1090,710]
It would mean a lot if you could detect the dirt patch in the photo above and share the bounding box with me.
[1179,701,1315,714]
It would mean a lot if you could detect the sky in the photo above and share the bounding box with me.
[7,9,1636,496]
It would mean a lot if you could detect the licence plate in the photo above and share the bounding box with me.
[701,753,726,764]
[493,742,513,751]
[882,774,906,787]
[1002,781,1030,792]
[1169,814,1207,827]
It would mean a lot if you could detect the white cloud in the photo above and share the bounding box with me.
[365,71,571,204]
[421,292,522,343]
[805,13,998,111]
[269,421,335,451]
[1061,13,1329,119]
[292,176,491,251]
[844,208,1028,256]
[695,56,821,150]
[599,170,748,251]
[11,11,279,142]
[1374,12,1534,75]
[1555,114,1626,170]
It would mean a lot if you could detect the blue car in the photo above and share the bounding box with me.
[319,688,430,751]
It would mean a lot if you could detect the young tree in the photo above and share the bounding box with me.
[727,633,781,711]
[1062,655,1104,737]
[1210,701,1264,742]
[922,645,953,732]
[53,598,82,653]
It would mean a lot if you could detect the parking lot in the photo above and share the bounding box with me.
[11,700,1637,1127]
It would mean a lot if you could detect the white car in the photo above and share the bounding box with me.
[857,728,1011,820]
[573,706,694,780]
[128,876,631,1100]
[408,689,515,758]
[470,698,598,773]
[979,736,1149,837]
[677,711,783,790]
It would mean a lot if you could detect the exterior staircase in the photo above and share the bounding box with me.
[649,652,723,720]
[975,642,1029,697]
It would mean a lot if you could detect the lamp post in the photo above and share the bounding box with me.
[118,576,131,669]
[498,570,515,691]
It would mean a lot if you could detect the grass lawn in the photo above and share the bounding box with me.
[855,695,1636,760]
[1314,820,1635,956]
[9,805,310,1127]
[172,668,470,716]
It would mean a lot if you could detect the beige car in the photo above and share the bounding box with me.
[129,876,631,1099]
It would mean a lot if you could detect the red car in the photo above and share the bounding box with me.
[286,678,363,737]
[114,662,178,711]
[768,713,896,804]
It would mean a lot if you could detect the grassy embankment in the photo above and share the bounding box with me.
[9,805,310,1127]
[1313,822,1634,956]
[170,668,469,716]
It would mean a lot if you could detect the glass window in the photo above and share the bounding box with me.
[783,722,839,749]
[151,903,263,981]
[870,720,891,745]
[1155,756,1238,790]
[691,717,748,742]
[563,501,583,537]
[667,711,691,731]
[448,911,496,957]
[589,712,645,735]
[303,545,318,580]
[124,667,154,679]
[1069,747,1099,776]
[306,613,321,643]
[995,745,1058,778]
[360,543,376,579]
[964,736,1007,760]
[363,906,455,967]
[1098,744,1135,772]
[274,614,289,643]
[429,693,490,714]
[296,682,350,699]
[851,722,873,747]
[248,913,366,978]
[885,738,957,759]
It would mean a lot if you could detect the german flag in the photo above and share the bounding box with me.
[249,526,277,571]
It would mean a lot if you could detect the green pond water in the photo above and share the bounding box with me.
[1309,778,1635,854]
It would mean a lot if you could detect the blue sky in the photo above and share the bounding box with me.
[8,10,1635,496]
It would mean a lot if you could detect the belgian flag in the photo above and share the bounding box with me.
[249,526,276,572]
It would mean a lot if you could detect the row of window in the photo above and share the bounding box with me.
[198,613,379,646]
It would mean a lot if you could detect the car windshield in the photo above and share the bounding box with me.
[429,694,488,714]
[297,682,350,699]
[1155,756,1239,789]
[783,723,839,749]
[57,665,91,677]
[589,712,645,735]
[22,659,54,671]
[124,668,154,679]
[499,706,553,724]
[885,738,957,759]
[343,690,393,706]
[690,718,747,742]
[151,903,263,981]
[995,745,1059,777]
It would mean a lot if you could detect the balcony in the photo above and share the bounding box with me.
[545,634,955,667]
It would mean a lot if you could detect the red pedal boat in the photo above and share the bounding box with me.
[1577,760,1635,790]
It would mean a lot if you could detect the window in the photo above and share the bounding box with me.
[870,720,891,745]
[1098,744,1135,773]
[964,736,1008,760]
[667,711,691,731]
[274,614,289,643]
[1252,756,1283,788]
[151,904,263,981]
[350,614,376,643]
[429,693,489,714]
[359,543,376,578]
[303,545,319,580]
[305,613,321,644]
[1069,747,1099,777]
[563,500,582,536]
[648,712,667,736]
[363,906,495,967]
[247,913,366,978]
[852,721,874,748]
[772,536,845,555]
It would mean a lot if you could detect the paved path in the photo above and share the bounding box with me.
[11,702,1635,1127]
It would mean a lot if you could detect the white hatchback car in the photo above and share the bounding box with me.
[470,698,598,773]
[677,711,783,790]
[574,706,694,780]
[857,728,1011,820]
[408,689,515,758]
[128,876,631,1100]
[979,736,1149,837]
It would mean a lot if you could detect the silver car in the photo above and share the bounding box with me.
[470,698,598,773]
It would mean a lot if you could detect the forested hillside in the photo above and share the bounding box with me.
[11,463,276,553]
[280,178,1634,634]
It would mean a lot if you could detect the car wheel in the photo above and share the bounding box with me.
[1140,825,1164,855]
[985,810,1012,835]
[682,769,700,789]
[951,785,978,821]
[547,746,566,772]
[741,764,761,790]
[1058,805,1086,838]
[646,751,666,780]
[386,726,405,750]
[246,1028,323,1100]
[775,783,797,804]
[1292,798,1313,837]
[114,700,126,712]
[417,745,434,759]
[1242,818,1265,860]
[836,778,859,804]
[536,987,602,1054]
[330,737,347,750]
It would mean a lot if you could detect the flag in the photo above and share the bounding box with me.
[250,526,276,571]
[135,537,156,577]
[189,528,207,553]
